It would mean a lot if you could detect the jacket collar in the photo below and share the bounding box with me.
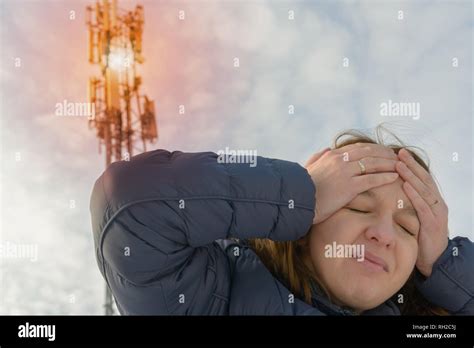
[310,280,400,316]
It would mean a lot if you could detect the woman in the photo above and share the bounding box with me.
[89,127,473,315]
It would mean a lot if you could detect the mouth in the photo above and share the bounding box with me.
[358,251,389,273]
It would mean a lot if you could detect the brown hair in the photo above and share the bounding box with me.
[247,125,449,315]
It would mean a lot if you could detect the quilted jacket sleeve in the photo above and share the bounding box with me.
[89,149,315,315]
[415,237,474,315]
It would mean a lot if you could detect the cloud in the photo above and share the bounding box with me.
[0,0,472,314]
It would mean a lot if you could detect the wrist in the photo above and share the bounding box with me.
[416,239,449,278]
[416,264,433,278]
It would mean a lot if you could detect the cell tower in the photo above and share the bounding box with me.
[86,0,158,315]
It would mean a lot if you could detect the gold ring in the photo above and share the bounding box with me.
[358,160,366,175]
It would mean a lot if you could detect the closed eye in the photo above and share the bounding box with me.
[346,207,369,214]
[399,224,416,237]
[346,207,417,236]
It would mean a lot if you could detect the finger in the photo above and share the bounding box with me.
[335,143,398,161]
[332,142,367,155]
[305,147,330,167]
[402,181,435,227]
[305,147,331,167]
[396,161,438,205]
[351,172,399,194]
[349,157,398,176]
[398,148,440,194]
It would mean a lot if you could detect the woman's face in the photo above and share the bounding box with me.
[308,177,419,312]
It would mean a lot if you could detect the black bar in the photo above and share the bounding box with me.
[0,315,473,345]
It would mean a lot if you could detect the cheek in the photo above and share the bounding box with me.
[311,211,362,246]
[395,236,418,277]
[309,212,363,273]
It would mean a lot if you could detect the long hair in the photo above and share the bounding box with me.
[247,125,449,315]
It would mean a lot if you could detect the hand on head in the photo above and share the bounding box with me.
[305,143,400,225]
[306,143,449,278]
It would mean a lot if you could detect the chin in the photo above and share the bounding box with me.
[342,290,387,311]
[332,275,391,311]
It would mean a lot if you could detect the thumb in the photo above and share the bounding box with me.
[305,147,331,168]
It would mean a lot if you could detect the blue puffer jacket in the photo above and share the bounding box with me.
[89,149,474,315]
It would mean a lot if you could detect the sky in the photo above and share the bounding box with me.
[0,0,472,314]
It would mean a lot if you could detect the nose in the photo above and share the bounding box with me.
[364,215,396,248]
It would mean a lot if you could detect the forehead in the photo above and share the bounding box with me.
[358,178,414,211]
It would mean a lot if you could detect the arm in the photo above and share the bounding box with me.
[396,149,473,315]
[89,149,315,315]
[414,237,474,315]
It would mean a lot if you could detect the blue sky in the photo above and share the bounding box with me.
[0,0,472,314]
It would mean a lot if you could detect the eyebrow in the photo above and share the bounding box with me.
[359,190,418,218]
